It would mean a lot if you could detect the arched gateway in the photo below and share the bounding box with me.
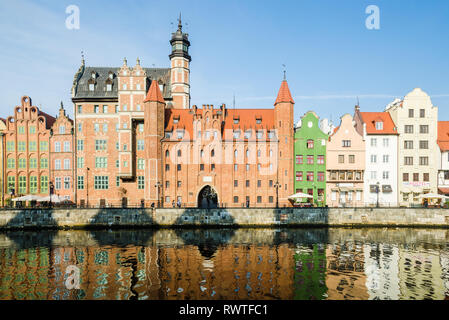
[197,185,218,208]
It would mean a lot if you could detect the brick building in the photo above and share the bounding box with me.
[71,18,294,208]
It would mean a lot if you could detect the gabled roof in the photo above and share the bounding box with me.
[360,112,398,135]
[274,80,294,105]
[438,121,449,151]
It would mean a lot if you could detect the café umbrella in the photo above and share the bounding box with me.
[417,193,448,199]
[288,192,314,201]
[11,195,42,202]
[36,194,64,203]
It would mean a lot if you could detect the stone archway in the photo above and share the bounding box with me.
[197,185,218,209]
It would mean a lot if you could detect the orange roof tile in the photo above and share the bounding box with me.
[144,80,165,103]
[438,121,449,151]
[274,80,294,105]
[360,112,398,135]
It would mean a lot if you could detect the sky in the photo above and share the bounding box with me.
[0,0,448,125]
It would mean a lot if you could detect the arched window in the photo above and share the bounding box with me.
[211,149,215,157]
[234,150,238,158]
[177,149,181,157]
[165,150,169,158]
[246,149,250,158]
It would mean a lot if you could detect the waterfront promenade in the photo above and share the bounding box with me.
[0,207,448,230]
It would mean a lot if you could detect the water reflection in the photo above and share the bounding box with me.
[0,228,448,300]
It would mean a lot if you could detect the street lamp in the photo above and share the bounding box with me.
[49,181,54,207]
[274,181,280,208]
[376,181,380,208]
[86,167,90,208]
[155,181,162,208]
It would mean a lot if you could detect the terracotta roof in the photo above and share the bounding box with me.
[437,121,449,151]
[274,80,294,105]
[360,112,398,135]
[438,187,449,195]
[144,80,165,103]
[223,109,274,132]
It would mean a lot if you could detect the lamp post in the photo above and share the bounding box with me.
[49,181,54,207]
[155,181,162,208]
[274,181,280,208]
[376,181,380,208]
[10,188,15,208]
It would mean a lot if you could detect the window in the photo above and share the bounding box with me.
[165,164,170,171]
[165,196,170,203]
[177,149,182,157]
[404,141,413,149]
[269,196,274,203]
[404,157,413,165]
[28,141,37,152]
[29,158,37,169]
[116,160,119,168]
[138,124,144,133]
[78,105,82,114]
[420,109,425,118]
[77,176,84,190]
[375,122,383,130]
[123,144,127,151]
[408,109,414,118]
[349,155,355,164]
[317,155,324,164]
[370,155,377,163]
[136,104,141,111]
[18,158,26,169]
[338,155,344,163]
[177,164,181,171]
[18,141,26,152]
[64,159,70,169]
[64,177,70,189]
[405,125,414,134]
[296,155,303,164]
[257,196,262,203]
[63,141,70,152]
[342,140,351,147]
[77,140,84,151]
[383,138,389,147]
[78,123,82,133]
[403,173,409,182]
[383,155,389,163]
[7,158,15,169]
[177,130,184,139]
[307,155,314,165]
[18,126,25,134]
[95,140,107,151]
[77,157,84,169]
[89,83,95,91]
[256,131,263,139]
[419,157,429,166]
[296,171,303,181]
[94,176,109,189]
[256,118,262,124]
[383,171,389,180]
[116,176,120,187]
[246,180,250,187]
[420,125,429,134]
[419,140,428,149]
[370,171,377,180]
[40,176,48,193]
[123,104,127,111]
[59,125,65,134]
[94,124,99,132]
[317,172,324,182]
[268,131,275,139]
[30,176,38,194]
[413,173,419,182]
[7,176,15,194]
[233,130,241,139]
[234,164,238,171]
[123,161,128,168]
[40,158,48,169]
[257,180,261,187]
[95,157,107,168]
[370,138,377,147]
[18,176,26,194]
[55,177,61,190]
[165,181,170,188]
[306,172,314,181]
[269,180,273,187]
[6,141,14,152]
[138,158,144,170]
[423,173,429,182]
[347,171,353,180]
[177,181,182,187]
[103,124,108,132]
[54,159,61,170]
[94,105,99,113]
[233,196,239,203]
[307,140,314,149]
[246,164,250,171]
[54,142,61,152]
[200,164,204,171]
[138,176,145,189]
[137,140,144,150]
[233,118,239,124]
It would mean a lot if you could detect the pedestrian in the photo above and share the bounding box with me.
[172,200,175,208]
[177,199,181,208]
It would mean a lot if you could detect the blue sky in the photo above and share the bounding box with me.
[0,0,448,124]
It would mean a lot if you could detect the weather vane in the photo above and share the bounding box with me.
[282,64,286,80]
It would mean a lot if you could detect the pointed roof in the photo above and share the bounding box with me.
[144,80,165,103]
[274,80,294,105]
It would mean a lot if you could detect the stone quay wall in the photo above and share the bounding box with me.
[0,207,448,230]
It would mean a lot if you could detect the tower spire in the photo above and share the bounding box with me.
[178,12,182,30]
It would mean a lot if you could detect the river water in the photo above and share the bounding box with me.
[0,228,448,300]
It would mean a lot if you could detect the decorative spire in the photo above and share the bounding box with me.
[123,57,127,66]
[81,51,85,66]
[144,80,165,104]
[60,101,64,110]
[274,79,295,105]
[282,64,286,80]
[136,57,140,66]
[178,12,182,31]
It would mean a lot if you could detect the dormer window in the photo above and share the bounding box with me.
[173,117,179,124]
[233,117,239,124]
[59,125,65,134]
[244,130,251,139]
[165,131,172,139]
[108,72,113,80]
[233,130,241,139]
[91,72,96,79]
[375,121,383,130]
[268,130,275,139]
[159,84,164,93]
[256,118,262,124]
[256,130,263,139]
[177,130,184,139]
[106,84,112,91]
[89,83,95,91]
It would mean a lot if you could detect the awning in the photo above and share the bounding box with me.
[438,187,449,195]
[11,195,41,202]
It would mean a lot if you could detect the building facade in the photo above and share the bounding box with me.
[2,97,56,202]
[437,121,449,197]
[386,88,439,206]
[354,108,399,207]
[0,119,6,206]
[294,111,328,206]
[326,113,365,207]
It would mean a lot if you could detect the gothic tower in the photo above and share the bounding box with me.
[169,14,191,109]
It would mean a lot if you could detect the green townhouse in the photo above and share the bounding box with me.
[294,111,328,206]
